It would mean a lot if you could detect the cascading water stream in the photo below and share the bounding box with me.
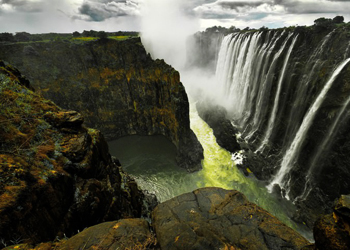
[267,58,350,198]
[296,84,350,201]
[257,35,298,153]
[215,31,288,130]
[213,30,350,203]
[281,31,335,152]
[246,31,290,141]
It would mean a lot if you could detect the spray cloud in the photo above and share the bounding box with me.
[140,0,199,70]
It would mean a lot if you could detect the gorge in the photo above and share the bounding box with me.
[0,37,203,173]
[1,20,350,248]
[188,24,350,227]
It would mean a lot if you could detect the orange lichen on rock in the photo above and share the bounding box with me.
[0,61,150,246]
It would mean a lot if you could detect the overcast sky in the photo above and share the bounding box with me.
[1,0,350,33]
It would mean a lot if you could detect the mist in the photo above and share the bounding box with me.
[140,0,199,70]
[140,0,226,109]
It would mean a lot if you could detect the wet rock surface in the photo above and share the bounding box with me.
[6,187,314,250]
[152,187,310,250]
[196,101,241,153]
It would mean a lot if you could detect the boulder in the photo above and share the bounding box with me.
[57,219,157,250]
[152,187,310,250]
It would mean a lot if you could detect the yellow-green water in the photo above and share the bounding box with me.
[108,103,312,240]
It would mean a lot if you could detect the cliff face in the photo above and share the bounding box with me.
[191,25,350,227]
[0,38,203,172]
[0,61,156,245]
[12,188,311,250]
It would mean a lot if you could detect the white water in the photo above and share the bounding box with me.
[282,31,335,150]
[267,58,350,198]
[215,31,288,128]
[296,84,350,201]
[257,35,298,152]
[214,30,350,202]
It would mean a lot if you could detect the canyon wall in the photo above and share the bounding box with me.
[0,38,203,172]
[191,25,350,227]
[0,61,156,245]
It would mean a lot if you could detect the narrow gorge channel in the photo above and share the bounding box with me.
[108,101,312,240]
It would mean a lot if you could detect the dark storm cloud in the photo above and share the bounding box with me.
[218,1,267,11]
[75,0,140,22]
[0,0,43,12]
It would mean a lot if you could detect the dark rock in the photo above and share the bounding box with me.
[152,187,310,250]
[196,100,241,153]
[44,111,84,129]
[313,214,350,250]
[57,219,157,250]
[190,26,350,227]
[0,38,203,172]
[334,194,350,219]
[313,195,350,250]
[0,62,155,246]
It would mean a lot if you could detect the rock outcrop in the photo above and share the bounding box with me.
[0,61,156,246]
[152,187,310,250]
[7,187,312,250]
[312,194,350,250]
[0,37,203,172]
[57,219,157,250]
[196,100,241,153]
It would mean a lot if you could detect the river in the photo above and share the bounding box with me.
[108,102,312,240]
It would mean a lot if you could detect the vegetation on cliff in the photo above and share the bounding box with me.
[0,61,155,246]
[0,36,203,172]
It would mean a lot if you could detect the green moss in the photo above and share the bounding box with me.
[109,36,133,41]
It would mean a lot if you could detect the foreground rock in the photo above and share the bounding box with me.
[312,194,350,250]
[8,187,312,250]
[0,61,156,246]
[152,187,310,250]
[57,219,157,250]
[0,37,203,172]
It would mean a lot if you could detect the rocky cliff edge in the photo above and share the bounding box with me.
[0,61,157,246]
[0,37,203,172]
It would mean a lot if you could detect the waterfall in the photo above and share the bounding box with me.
[215,31,289,127]
[257,35,298,153]
[267,58,350,198]
[296,83,350,201]
[281,31,335,152]
[214,29,350,204]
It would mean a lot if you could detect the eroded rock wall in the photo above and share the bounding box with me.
[192,26,350,227]
[0,38,203,172]
[0,61,155,245]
